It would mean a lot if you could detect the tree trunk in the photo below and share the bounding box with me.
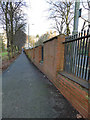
[10,2,14,58]
[5,2,11,60]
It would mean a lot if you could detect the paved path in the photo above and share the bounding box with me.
[2,53,78,118]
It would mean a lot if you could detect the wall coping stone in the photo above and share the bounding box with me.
[59,71,89,89]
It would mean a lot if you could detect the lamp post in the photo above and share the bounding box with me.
[28,23,35,48]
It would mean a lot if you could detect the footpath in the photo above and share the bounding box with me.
[2,53,79,118]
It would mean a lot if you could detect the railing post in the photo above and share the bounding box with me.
[88,35,90,119]
[88,7,90,118]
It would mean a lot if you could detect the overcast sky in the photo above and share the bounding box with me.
[24,0,53,36]
[0,0,89,36]
[24,0,89,36]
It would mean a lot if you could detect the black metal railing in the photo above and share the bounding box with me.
[63,29,90,81]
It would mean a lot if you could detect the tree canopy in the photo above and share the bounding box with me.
[0,1,26,58]
[47,0,74,35]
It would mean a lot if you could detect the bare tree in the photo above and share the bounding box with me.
[53,17,64,34]
[0,1,26,58]
[81,0,90,11]
[80,0,90,30]
[47,0,74,35]
[35,32,50,46]
[13,30,26,51]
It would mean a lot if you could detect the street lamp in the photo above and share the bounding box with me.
[28,23,35,48]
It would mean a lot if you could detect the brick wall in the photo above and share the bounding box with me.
[56,74,88,118]
[24,35,89,118]
[43,38,57,80]
[34,46,42,64]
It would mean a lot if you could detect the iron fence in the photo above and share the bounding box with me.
[63,29,90,81]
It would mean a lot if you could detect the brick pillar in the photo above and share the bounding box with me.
[55,35,65,73]
[38,46,42,62]
[33,48,35,59]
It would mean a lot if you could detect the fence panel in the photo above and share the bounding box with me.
[63,29,90,81]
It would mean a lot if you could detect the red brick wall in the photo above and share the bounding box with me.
[34,46,42,64]
[32,48,35,59]
[24,35,89,118]
[55,35,65,72]
[30,49,34,61]
[24,49,30,58]
[43,39,57,80]
[55,74,88,118]
[43,35,65,82]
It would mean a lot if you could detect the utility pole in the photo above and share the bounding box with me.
[73,0,80,35]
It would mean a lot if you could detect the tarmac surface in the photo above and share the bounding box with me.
[2,53,79,118]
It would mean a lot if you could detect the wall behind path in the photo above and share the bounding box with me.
[43,38,57,80]
[34,46,42,64]
[24,35,89,118]
[43,35,65,82]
